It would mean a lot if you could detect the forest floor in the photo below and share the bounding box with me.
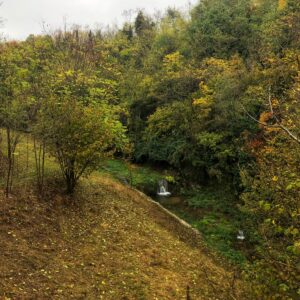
[0,174,248,299]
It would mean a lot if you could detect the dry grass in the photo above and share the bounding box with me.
[0,174,248,299]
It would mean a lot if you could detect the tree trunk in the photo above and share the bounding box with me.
[34,138,46,194]
[65,160,76,194]
[66,173,76,194]
[5,128,12,197]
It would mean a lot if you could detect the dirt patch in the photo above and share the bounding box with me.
[0,175,248,299]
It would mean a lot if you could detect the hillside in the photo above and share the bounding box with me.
[0,175,246,300]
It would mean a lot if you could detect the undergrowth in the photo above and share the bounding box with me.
[99,159,164,195]
[166,186,248,265]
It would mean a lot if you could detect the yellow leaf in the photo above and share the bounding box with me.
[278,0,287,10]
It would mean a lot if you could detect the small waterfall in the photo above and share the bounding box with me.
[157,179,171,197]
[237,230,245,241]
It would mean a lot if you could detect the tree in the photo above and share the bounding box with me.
[240,25,300,298]
[29,30,129,193]
[241,125,300,299]
[35,99,129,193]
[23,35,56,192]
[0,42,30,196]
[134,11,155,37]
[187,0,267,60]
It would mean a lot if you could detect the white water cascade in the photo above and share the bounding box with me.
[237,230,245,241]
[157,179,171,197]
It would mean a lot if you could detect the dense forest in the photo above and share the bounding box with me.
[0,0,299,299]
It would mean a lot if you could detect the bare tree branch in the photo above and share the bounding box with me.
[241,93,300,145]
[276,123,300,144]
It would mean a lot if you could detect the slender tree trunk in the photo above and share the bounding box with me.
[186,285,191,300]
[34,138,39,187]
[0,130,3,175]
[26,134,29,173]
[5,130,20,196]
[9,149,15,193]
[41,142,45,190]
[5,127,12,197]
[34,138,46,194]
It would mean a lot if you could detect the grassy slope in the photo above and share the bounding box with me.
[0,174,247,299]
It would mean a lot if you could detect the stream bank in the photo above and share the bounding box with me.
[100,159,249,266]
